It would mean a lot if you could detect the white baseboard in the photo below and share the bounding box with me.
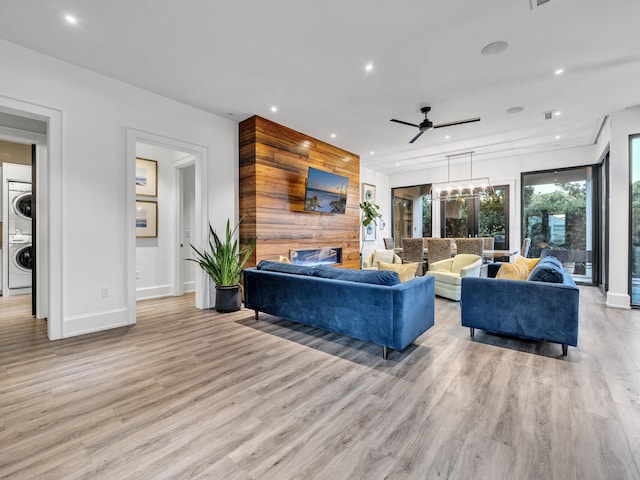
[183,280,196,293]
[136,284,173,301]
[606,291,631,309]
[63,308,129,338]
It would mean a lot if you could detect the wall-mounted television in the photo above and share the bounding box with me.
[304,167,349,214]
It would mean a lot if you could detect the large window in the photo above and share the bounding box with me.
[392,185,431,247]
[439,186,510,249]
[522,167,593,283]
[630,136,640,304]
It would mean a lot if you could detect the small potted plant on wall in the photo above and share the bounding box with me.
[189,217,257,313]
[360,200,382,264]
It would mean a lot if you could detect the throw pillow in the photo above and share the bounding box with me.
[515,256,540,273]
[377,261,419,283]
[495,262,529,280]
[278,255,291,264]
[372,249,395,267]
[528,262,564,283]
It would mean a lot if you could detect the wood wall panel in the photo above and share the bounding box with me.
[240,115,360,269]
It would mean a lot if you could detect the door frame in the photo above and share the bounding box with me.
[0,96,62,339]
[126,128,209,321]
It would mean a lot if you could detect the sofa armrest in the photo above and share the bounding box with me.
[460,258,482,278]
[429,258,454,272]
[362,256,374,269]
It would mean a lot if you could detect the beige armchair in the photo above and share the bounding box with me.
[425,254,482,301]
[362,249,403,270]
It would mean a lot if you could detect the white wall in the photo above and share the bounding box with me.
[360,167,391,259]
[595,107,640,308]
[182,165,196,293]
[134,144,183,300]
[0,39,237,338]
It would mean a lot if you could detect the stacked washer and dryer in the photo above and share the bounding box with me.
[2,163,32,296]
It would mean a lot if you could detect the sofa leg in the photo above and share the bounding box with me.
[470,328,475,339]
[562,344,568,356]
[254,310,259,321]
[382,346,388,360]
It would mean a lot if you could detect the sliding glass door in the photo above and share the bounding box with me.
[439,186,509,249]
[630,136,640,304]
[522,167,593,283]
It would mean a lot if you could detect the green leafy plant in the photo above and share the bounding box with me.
[189,217,257,286]
[360,200,382,253]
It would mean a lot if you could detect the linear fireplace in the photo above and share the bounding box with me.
[289,247,342,266]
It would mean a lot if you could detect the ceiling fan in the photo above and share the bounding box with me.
[391,106,481,143]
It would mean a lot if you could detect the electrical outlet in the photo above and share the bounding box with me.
[136,271,140,280]
[101,287,110,298]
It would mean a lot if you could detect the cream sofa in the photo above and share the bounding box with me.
[425,254,482,301]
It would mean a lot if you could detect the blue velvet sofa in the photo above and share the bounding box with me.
[243,260,436,359]
[460,256,579,355]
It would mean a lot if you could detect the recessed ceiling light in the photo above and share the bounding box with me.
[554,111,561,116]
[445,135,451,140]
[481,41,509,56]
[396,163,400,167]
[270,106,278,113]
[64,14,78,24]
[555,135,561,139]
[370,151,375,155]
[365,62,374,72]
[331,133,336,138]
[555,68,564,75]
[506,106,525,114]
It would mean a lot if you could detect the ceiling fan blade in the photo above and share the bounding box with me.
[409,130,425,143]
[432,117,481,129]
[391,119,420,128]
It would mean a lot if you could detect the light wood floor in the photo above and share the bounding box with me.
[1,287,640,479]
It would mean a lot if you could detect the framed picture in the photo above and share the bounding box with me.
[136,201,158,238]
[362,183,376,203]
[364,222,376,242]
[136,157,158,197]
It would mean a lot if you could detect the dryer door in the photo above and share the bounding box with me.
[13,192,32,220]
[14,244,33,272]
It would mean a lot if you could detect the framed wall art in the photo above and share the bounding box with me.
[136,200,158,238]
[362,183,376,203]
[135,157,158,197]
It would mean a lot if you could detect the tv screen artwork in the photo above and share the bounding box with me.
[304,167,349,214]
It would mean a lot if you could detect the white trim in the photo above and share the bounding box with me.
[126,128,210,318]
[136,284,174,301]
[606,292,631,309]
[0,95,62,340]
[63,308,129,337]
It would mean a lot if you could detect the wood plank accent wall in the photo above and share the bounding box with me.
[239,116,361,269]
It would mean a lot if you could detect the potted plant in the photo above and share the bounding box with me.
[189,217,257,313]
[360,200,382,265]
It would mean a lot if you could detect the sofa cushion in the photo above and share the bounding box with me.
[496,262,529,280]
[539,255,563,269]
[515,256,540,273]
[313,265,400,286]
[256,260,315,276]
[372,249,395,267]
[426,270,463,286]
[528,260,564,283]
[377,261,418,283]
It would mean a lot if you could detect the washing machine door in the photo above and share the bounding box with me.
[13,192,32,220]
[14,244,33,272]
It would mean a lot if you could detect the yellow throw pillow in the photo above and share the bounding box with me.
[515,256,540,273]
[378,261,419,283]
[495,262,529,280]
[278,255,291,264]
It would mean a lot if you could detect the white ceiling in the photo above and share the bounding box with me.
[1,0,639,174]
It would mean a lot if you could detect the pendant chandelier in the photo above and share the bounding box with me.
[430,151,494,201]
